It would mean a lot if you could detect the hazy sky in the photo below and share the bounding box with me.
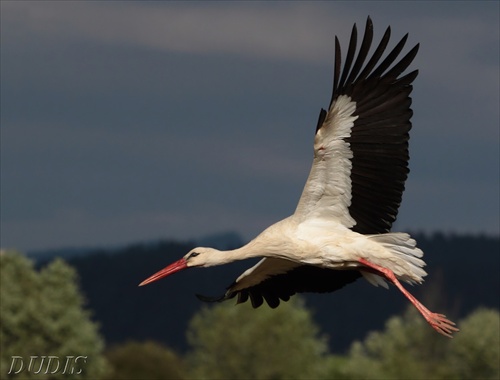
[1,1,499,252]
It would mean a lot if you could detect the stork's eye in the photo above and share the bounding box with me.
[189,252,200,258]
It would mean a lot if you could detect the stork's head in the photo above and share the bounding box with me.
[138,247,220,286]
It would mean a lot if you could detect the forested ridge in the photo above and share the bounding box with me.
[32,232,499,354]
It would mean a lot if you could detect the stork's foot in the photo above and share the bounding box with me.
[408,295,459,338]
[423,311,459,338]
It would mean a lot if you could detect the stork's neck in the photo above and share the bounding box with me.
[205,240,266,266]
[206,221,295,266]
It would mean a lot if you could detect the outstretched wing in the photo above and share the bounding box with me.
[197,258,361,308]
[199,17,419,308]
[295,16,419,233]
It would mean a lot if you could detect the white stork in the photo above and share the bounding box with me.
[140,17,458,337]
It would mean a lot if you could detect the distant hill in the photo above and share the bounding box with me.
[27,231,244,263]
[27,246,98,263]
[33,232,499,354]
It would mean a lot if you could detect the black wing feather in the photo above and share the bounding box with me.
[198,266,362,309]
[328,17,419,234]
[344,17,374,94]
[337,23,358,92]
[354,26,391,84]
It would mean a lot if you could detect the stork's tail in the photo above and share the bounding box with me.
[363,233,427,287]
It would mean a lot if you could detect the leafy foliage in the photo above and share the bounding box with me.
[335,306,500,379]
[448,308,500,379]
[341,307,451,379]
[186,297,330,379]
[0,251,108,379]
[104,341,185,379]
[2,245,499,379]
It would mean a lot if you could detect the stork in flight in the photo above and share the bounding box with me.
[140,17,458,337]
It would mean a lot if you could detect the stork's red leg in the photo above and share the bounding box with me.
[358,258,459,338]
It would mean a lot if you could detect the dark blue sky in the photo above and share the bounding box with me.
[1,1,499,251]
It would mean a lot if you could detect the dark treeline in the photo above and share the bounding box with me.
[34,232,499,354]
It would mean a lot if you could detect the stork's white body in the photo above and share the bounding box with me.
[187,211,425,292]
[140,17,458,337]
[241,218,425,284]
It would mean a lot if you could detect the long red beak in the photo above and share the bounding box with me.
[138,258,188,286]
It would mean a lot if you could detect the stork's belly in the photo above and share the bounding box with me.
[323,260,362,269]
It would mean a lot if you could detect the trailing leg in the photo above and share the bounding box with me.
[358,258,459,338]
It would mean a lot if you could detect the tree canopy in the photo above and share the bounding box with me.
[338,306,500,379]
[104,341,185,380]
[186,297,330,379]
[0,251,108,379]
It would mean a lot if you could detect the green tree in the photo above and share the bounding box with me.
[448,308,499,379]
[0,251,108,379]
[337,306,500,380]
[104,340,185,380]
[340,307,450,379]
[186,297,330,379]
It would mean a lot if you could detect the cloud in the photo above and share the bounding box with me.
[3,2,346,63]
[5,2,498,125]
